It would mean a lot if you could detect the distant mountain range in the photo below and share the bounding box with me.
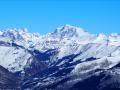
[0,25,120,90]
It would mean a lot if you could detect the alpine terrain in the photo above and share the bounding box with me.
[0,25,120,90]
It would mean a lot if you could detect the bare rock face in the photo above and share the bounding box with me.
[0,65,20,89]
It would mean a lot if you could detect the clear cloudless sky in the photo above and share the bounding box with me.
[0,0,120,34]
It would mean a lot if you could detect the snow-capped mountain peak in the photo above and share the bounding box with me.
[1,28,28,40]
[0,28,42,48]
[52,24,90,39]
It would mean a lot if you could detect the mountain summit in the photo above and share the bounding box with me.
[0,25,120,90]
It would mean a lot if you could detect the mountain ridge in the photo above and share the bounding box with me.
[0,25,120,90]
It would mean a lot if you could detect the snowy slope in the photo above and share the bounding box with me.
[0,41,47,77]
[0,44,31,72]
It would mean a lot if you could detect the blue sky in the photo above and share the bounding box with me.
[0,0,120,34]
